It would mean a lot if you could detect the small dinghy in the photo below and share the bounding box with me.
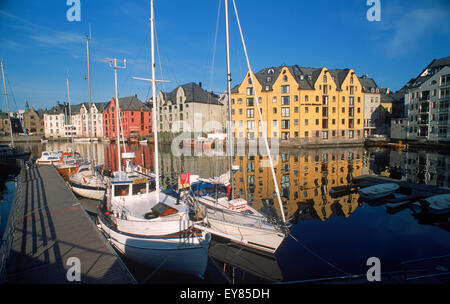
[419,194,450,216]
[358,183,399,201]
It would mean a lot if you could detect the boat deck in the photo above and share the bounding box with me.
[4,164,136,283]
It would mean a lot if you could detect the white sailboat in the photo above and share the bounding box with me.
[189,0,288,254]
[97,0,210,278]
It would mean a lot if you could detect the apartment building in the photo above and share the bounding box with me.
[404,56,450,142]
[103,95,152,139]
[358,75,384,136]
[230,65,365,145]
[157,82,226,134]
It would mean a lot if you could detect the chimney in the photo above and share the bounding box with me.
[199,82,202,88]
[386,88,390,94]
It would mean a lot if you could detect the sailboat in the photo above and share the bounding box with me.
[69,36,107,200]
[187,0,288,254]
[0,60,31,161]
[55,78,87,179]
[96,0,210,278]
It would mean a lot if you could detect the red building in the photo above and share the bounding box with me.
[103,95,152,139]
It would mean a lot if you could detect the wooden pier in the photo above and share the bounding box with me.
[3,164,136,284]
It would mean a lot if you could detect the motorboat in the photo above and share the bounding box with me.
[419,194,450,216]
[36,150,63,165]
[69,163,108,200]
[358,183,400,201]
[55,151,86,180]
[96,153,210,278]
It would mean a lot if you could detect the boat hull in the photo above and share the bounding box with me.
[98,216,210,278]
[70,181,106,200]
[207,217,284,254]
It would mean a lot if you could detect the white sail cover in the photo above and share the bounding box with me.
[198,171,230,186]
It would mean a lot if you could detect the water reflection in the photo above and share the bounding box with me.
[13,141,450,283]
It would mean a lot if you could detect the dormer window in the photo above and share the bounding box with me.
[300,75,304,80]
[268,69,275,75]
[267,77,272,82]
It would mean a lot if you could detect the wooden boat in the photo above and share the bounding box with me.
[358,183,400,201]
[419,194,450,216]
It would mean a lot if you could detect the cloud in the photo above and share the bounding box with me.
[382,5,450,57]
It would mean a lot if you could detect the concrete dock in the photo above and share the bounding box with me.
[4,164,136,284]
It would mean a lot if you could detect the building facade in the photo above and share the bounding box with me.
[44,102,69,138]
[231,65,365,144]
[404,56,450,142]
[157,82,227,134]
[22,103,45,135]
[103,95,152,139]
[358,75,384,137]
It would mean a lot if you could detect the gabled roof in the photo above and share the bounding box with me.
[105,95,150,111]
[409,56,450,88]
[358,75,379,93]
[161,82,222,106]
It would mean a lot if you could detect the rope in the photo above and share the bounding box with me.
[230,0,286,223]
[287,231,351,277]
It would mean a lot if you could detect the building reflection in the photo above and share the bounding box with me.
[232,147,364,221]
[363,148,450,188]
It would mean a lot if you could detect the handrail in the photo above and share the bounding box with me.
[0,159,26,283]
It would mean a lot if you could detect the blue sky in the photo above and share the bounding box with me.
[0,0,449,112]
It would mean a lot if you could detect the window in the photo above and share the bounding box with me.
[281,85,290,94]
[323,96,328,105]
[283,75,288,82]
[322,131,328,139]
[295,95,298,102]
[246,109,254,118]
[305,119,309,126]
[305,95,309,102]
[114,185,130,197]
[272,96,277,103]
[294,119,299,126]
[246,98,254,107]
[282,132,289,140]
[322,119,328,129]
[294,107,299,113]
[247,120,255,130]
[132,183,147,195]
[281,108,290,117]
[305,131,309,137]
[323,74,327,83]
[305,107,309,113]
[273,108,277,114]
[281,96,290,105]
[281,120,290,129]
[246,87,254,96]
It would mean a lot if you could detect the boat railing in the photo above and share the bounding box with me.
[0,160,26,283]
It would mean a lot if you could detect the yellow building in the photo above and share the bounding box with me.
[232,147,364,221]
[231,65,365,145]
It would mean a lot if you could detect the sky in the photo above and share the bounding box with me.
[0,0,449,113]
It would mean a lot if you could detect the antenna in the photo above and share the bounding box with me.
[105,58,127,172]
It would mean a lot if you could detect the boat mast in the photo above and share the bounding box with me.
[66,73,74,157]
[86,35,95,171]
[224,0,234,199]
[150,0,160,198]
[1,60,15,149]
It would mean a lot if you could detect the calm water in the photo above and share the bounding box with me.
[16,141,450,283]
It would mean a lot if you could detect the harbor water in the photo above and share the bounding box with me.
[14,141,450,283]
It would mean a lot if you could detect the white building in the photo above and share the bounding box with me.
[44,101,106,139]
[404,56,450,142]
[157,82,227,134]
